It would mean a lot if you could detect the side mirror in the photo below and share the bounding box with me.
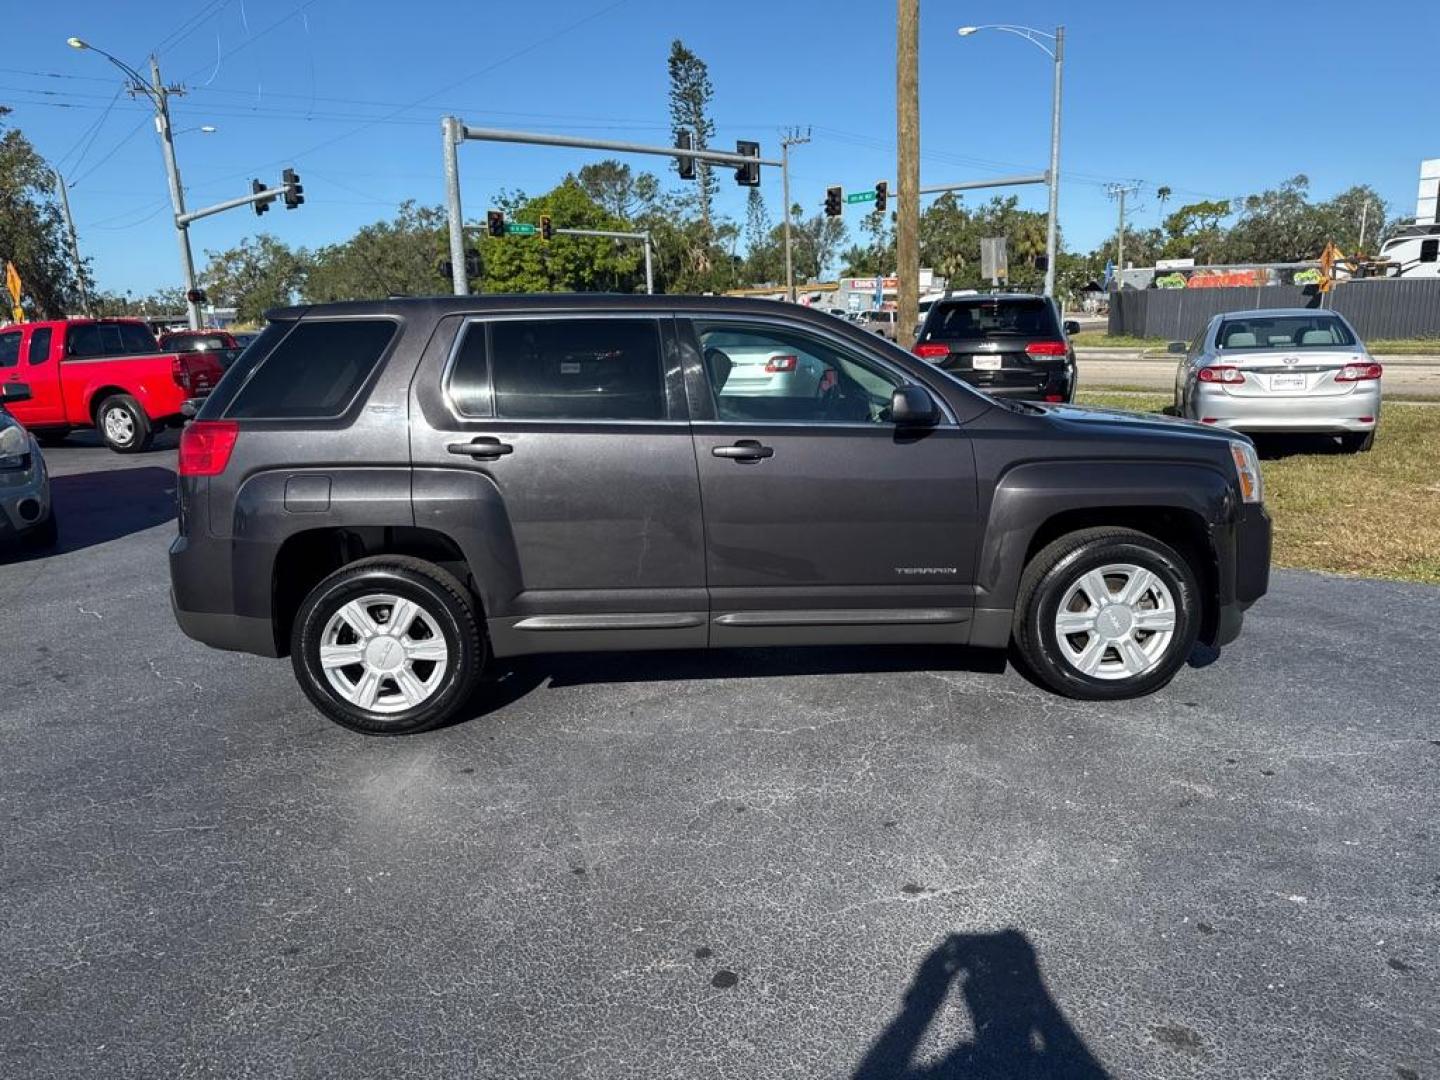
[891,385,939,427]
[0,383,32,405]
[1167,341,1188,354]
[1063,320,1081,335]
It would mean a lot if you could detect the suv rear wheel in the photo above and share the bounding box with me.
[1013,527,1201,700]
[290,556,486,735]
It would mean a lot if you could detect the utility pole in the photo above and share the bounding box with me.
[780,128,810,303]
[53,170,90,317]
[895,0,920,350]
[149,57,202,330]
[1105,182,1140,290]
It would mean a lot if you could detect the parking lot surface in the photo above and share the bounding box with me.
[2,438,1436,1079]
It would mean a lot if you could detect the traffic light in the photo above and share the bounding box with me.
[282,168,304,209]
[675,129,695,181]
[540,214,553,241]
[874,181,887,213]
[825,186,843,217]
[734,140,760,187]
[251,179,269,216]
[487,210,505,238]
[464,248,482,277]
[437,258,453,280]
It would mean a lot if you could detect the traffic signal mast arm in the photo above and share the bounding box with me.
[823,171,1048,215]
[452,122,783,169]
[176,182,288,226]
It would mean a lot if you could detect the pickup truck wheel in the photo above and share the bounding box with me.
[96,395,153,453]
[1013,527,1201,700]
[291,556,486,736]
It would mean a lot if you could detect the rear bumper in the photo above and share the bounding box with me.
[1195,383,1380,433]
[950,366,1076,402]
[170,532,281,657]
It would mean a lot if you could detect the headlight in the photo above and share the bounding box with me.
[1229,439,1263,504]
[0,424,30,470]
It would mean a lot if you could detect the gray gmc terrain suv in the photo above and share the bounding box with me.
[170,295,1271,735]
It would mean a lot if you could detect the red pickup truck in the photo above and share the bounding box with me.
[0,318,224,452]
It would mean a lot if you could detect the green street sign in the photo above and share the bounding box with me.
[506,223,537,236]
[845,191,876,204]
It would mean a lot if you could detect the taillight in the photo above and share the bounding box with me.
[1025,341,1067,357]
[764,354,798,373]
[1336,361,1382,382]
[913,343,949,359]
[171,355,191,391]
[178,420,239,477]
[1044,394,1065,402]
[1199,366,1245,384]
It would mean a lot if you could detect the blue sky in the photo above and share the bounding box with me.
[7,0,1438,295]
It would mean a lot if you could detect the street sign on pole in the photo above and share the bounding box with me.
[506,223,537,236]
[845,191,876,204]
[981,237,1008,285]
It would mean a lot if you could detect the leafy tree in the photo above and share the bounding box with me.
[1223,175,1328,262]
[201,235,309,324]
[667,40,718,238]
[1160,198,1232,262]
[1315,185,1387,254]
[574,160,658,222]
[306,202,451,302]
[481,178,644,293]
[90,287,188,318]
[0,109,88,318]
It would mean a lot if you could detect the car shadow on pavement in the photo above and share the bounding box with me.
[1250,433,1350,461]
[853,930,1111,1080]
[4,466,176,563]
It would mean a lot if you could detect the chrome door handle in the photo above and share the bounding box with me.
[712,440,774,462]
[448,436,514,460]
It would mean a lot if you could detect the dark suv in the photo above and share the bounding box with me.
[913,293,1079,402]
[170,295,1270,735]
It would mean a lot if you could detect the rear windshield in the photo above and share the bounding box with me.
[1216,316,1356,350]
[162,333,230,352]
[220,318,397,419]
[65,322,159,358]
[927,298,1059,340]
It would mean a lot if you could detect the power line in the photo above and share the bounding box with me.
[154,0,234,57]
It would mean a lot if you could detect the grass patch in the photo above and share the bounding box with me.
[1074,391,1440,585]
[1073,332,1440,356]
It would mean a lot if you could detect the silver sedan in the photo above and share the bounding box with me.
[0,384,56,550]
[1172,308,1381,452]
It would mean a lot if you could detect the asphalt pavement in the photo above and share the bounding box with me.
[2,437,1437,1080]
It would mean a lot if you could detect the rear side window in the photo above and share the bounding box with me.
[226,319,397,419]
[27,327,52,365]
[446,323,492,417]
[1421,239,1439,263]
[488,318,664,421]
[0,331,19,368]
[926,298,1059,340]
[65,322,159,358]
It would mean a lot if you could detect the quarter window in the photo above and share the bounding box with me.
[226,319,397,419]
[696,323,903,425]
[27,327,52,365]
[447,322,492,418]
[488,318,665,421]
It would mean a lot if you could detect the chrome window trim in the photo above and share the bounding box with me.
[679,311,961,427]
[441,312,671,426]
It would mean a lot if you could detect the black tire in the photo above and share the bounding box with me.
[33,430,69,447]
[290,556,486,735]
[23,511,58,550]
[1012,527,1202,701]
[95,394,153,453]
[1340,430,1375,453]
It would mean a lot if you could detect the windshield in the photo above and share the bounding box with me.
[928,298,1059,340]
[66,321,159,359]
[1216,315,1356,350]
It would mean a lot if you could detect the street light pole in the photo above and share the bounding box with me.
[957,24,1064,299]
[67,39,201,329]
[1044,26,1064,300]
[780,129,811,303]
[52,170,90,317]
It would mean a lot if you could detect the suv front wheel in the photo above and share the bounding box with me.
[291,556,486,735]
[1013,528,1201,700]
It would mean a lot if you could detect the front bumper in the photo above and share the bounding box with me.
[0,450,52,543]
[1211,502,1272,647]
[1195,383,1380,434]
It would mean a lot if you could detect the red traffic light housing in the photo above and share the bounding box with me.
[734,140,760,186]
[281,168,303,210]
[675,130,695,181]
